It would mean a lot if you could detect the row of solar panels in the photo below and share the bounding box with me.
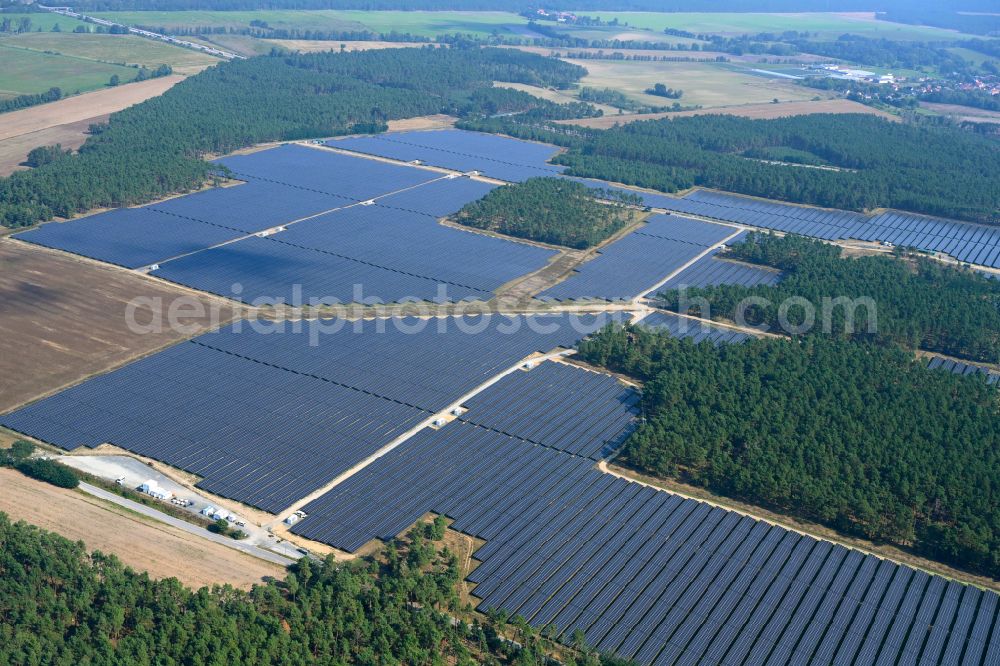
[658,190,1000,269]
[638,311,753,345]
[926,356,1000,386]
[330,129,566,183]
[456,361,639,460]
[289,360,1000,666]
[153,202,555,305]
[539,215,736,302]
[0,315,602,513]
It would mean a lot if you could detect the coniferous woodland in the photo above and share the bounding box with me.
[0,513,622,665]
[659,233,1000,363]
[0,46,591,228]
[459,114,1000,224]
[455,177,640,249]
[577,326,1000,578]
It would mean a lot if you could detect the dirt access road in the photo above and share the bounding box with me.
[0,468,285,589]
[0,75,182,176]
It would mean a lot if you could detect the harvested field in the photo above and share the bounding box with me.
[564,59,818,109]
[386,114,456,131]
[0,468,284,589]
[0,241,233,414]
[559,98,897,128]
[0,75,182,143]
[922,102,1000,125]
[0,115,107,177]
[266,39,441,53]
[0,75,181,176]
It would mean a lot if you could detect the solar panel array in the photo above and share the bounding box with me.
[290,360,639,549]
[330,129,566,182]
[639,310,752,345]
[153,202,556,304]
[656,189,1000,269]
[217,144,441,200]
[658,245,782,292]
[377,177,498,218]
[13,207,244,269]
[13,145,443,269]
[658,190,866,241]
[926,356,1000,386]
[290,359,1000,666]
[1,315,599,512]
[456,361,639,460]
[539,215,735,302]
[858,212,1000,268]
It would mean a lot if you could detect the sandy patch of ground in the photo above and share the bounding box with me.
[0,115,108,177]
[386,114,457,131]
[559,98,896,128]
[0,241,234,414]
[0,75,182,174]
[0,467,284,589]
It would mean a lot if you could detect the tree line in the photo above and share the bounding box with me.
[577,325,1000,579]
[454,177,640,249]
[658,232,1000,363]
[460,113,1000,224]
[0,511,629,664]
[0,46,592,228]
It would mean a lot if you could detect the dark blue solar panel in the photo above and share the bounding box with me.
[926,356,1000,385]
[153,203,556,303]
[330,129,565,182]
[1,314,599,512]
[658,246,782,291]
[217,143,440,199]
[376,176,497,217]
[150,180,350,233]
[539,215,736,302]
[13,207,242,269]
[639,310,751,345]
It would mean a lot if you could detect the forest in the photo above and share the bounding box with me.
[658,233,1000,363]
[0,46,590,228]
[577,325,1000,578]
[461,113,1000,224]
[454,177,639,249]
[0,512,624,665]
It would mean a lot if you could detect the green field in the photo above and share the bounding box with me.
[585,12,976,41]
[567,59,820,109]
[0,12,91,33]
[0,33,220,74]
[0,42,140,96]
[94,10,536,38]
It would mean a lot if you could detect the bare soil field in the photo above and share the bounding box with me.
[0,241,233,413]
[386,114,457,131]
[0,468,284,589]
[559,98,897,128]
[0,115,108,177]
[0,75,182,175]
[0,75,182,142]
